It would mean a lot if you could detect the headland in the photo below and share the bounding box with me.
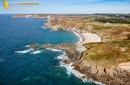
[13,14,130,85]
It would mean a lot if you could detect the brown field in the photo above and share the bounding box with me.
[83,40,130,68]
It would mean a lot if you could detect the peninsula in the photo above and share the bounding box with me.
[13,14,130,85]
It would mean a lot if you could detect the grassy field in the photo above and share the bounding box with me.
[83,40,130,68]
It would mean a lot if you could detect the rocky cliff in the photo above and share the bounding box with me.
[75,57,130,85]
[29,43,130,85]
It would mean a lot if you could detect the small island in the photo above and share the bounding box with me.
[13,14,130,85]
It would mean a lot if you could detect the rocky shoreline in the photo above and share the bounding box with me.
[29,43,130,85]
[75,58,130,85]
[28,19,130,85]
[46,20,129,84]
[30,43,81,61]
[16,14,130,85]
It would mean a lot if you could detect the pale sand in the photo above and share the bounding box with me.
[74,32,101,53]
[80,33,101,44]
[71,31,86,53]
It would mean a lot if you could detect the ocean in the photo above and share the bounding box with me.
[0,14,99,85]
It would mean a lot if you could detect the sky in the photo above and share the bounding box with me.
[0,0,130,14]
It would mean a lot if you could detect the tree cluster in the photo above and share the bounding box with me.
[95,18,130,24]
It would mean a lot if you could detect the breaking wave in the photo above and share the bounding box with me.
[46,48,62,52]
[31,50,42,54]
[55,52,104,85]
[55,53,86,81]
[25,45,30,47]
[72,31,83,44]
[55,52,68,60]
[15,49,33,54]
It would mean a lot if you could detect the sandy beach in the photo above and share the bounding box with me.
[73,31,101,45]
[80,32,101,44]
[73,31,101,53]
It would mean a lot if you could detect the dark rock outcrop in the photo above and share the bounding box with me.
[40,43,81,61]
[29,44,39,50]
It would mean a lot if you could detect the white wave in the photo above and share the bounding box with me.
[56,52,105,85]
[15,49,32,54]
[82,78,105,85]
[31,50,42,54]
[46,48,62,52]
[55,52,68,60]
[41,26,45,28]
[56,53,86,79]
[25,45,30,47]
[93,81,105,85]
[41,23,47,29]
[73,31,83,44]
[60,62,85,78]
[60,61,105,85]
[55,53,84,77]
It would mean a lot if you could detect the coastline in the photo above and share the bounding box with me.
[72,31,101,53]
[55,50,105,85]
[71,30,130,85]
[72,31,101,45]
[30,24,130,85]
[42,23,104,84]
[72,31,85,44]
[12,14,130,85]
[66,31,104,84]
[50,30,130,85]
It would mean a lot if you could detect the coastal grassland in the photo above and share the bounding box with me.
[90,23,130,42]
[81,19,129,28]
[83,40,130,68]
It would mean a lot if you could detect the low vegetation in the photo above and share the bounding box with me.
[83,40,130,68]
[95,18,130,24]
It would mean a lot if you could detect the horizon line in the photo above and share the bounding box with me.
[0,13,130,15]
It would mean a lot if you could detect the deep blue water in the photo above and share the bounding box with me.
[0,14,98,85]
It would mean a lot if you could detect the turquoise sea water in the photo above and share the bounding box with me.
[0,14,98,85]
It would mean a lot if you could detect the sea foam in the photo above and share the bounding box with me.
[72,31,82,44]
[25,45,30,47]
[15,49,33,54]
[55,53,86,80]
[55,52,68,60]
[46,48,62,52]
[55,53,105,85]
[41,23,47,29]
[31,50,42,54]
